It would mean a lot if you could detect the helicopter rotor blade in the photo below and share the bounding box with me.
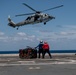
[15,13,35,17]
[42,5,63,12]
[23,3,37,12]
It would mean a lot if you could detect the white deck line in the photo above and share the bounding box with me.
[0,54,19,56]
[0,61,76,66]
[0,53,75,57]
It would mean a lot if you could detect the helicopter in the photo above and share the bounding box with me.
[8,3,63,30]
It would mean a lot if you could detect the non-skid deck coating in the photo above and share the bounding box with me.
[0,54,76,65]
[0,54,76,75]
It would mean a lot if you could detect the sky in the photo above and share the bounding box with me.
[0,0,76,51]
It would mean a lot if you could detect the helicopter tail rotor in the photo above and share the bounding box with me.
[8,16,16,28]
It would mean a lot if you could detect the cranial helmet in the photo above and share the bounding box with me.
[44,41,47,44]
[40,40,43,43]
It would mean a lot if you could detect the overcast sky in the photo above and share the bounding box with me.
[0,0,76,51]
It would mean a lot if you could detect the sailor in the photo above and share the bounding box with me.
[35,40,44,58]
[42,42,52,58]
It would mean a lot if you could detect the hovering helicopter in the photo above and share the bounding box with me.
[8,3,63,30]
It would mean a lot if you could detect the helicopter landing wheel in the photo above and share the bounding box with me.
[17,27,19,30]
[44,22,46,25]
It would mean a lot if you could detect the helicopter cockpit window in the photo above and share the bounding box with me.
[26,16,31,20]
[45,14,48,16]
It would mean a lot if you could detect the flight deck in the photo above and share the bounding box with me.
[0,54,76,75]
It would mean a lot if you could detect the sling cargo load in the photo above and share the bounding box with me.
[19,46,37,59]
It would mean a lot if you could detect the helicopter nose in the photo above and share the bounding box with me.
[49,16,55,19]
[52,16,55,19]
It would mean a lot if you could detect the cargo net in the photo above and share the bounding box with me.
[19,46,37,59]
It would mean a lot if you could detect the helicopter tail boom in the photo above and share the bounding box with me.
[8,17,16,28]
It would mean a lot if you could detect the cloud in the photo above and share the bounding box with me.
[0,31,8,42]
[1,25,76,43]
[0,32,4,35]
[56,24,76,30]
[55,31,76,36]
[1,25,76,50]
[17,32,26,36]
[16,32,38,42]
[0,32,39,43]
[36,25,76,41]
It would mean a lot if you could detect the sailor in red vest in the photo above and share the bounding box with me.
[42,42,52,58]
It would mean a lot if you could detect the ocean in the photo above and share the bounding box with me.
[0,50,76,54]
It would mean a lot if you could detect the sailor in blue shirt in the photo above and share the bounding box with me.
[35,40,43,58]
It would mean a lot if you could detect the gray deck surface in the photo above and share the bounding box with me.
[0,54,76,75]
